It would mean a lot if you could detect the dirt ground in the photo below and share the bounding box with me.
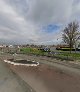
[8,63,80,92]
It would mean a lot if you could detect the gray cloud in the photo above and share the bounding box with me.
[6,0,28,17]
[27,0,74,25]
[0,0,79,44]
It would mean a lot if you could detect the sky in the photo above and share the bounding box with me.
[0,0,80,45]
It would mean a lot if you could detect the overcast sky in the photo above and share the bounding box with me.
[0,0,80,45]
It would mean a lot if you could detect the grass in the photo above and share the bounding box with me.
[20,47,80,60]
[20,47,48,56]
[57,52,80,60]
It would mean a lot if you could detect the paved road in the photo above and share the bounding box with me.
[7,54,80,92]
[0,57,35,92]
[12,54,80,76]
[1,54,80,92]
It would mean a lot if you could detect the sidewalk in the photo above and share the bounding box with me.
[0,58,35,92]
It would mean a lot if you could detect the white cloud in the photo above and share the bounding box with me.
[0,0,79,44]
[0,0,39,44]
[27,0,74,25]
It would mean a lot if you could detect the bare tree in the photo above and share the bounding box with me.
[62,21,79,53]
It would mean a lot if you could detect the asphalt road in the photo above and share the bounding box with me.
[0,57,35,92]
[1,54,80,92]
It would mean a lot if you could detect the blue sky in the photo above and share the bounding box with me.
[0,0,80,45]
[42,24,60,33]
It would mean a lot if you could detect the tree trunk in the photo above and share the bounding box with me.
[75,41,77,54]
[70,47,72,53]
[70,44,72,54]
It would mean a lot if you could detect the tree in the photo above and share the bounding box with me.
[62,21,79,53]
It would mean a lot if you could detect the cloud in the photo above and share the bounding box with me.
[0,0,39,44]
[0,0,79,44]
[27,0,74,25]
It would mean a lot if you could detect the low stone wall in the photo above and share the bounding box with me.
[4,60,39,66]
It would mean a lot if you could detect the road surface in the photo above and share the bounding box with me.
[0,57,35,92]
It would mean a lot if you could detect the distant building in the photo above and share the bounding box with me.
[8,45,14,48]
